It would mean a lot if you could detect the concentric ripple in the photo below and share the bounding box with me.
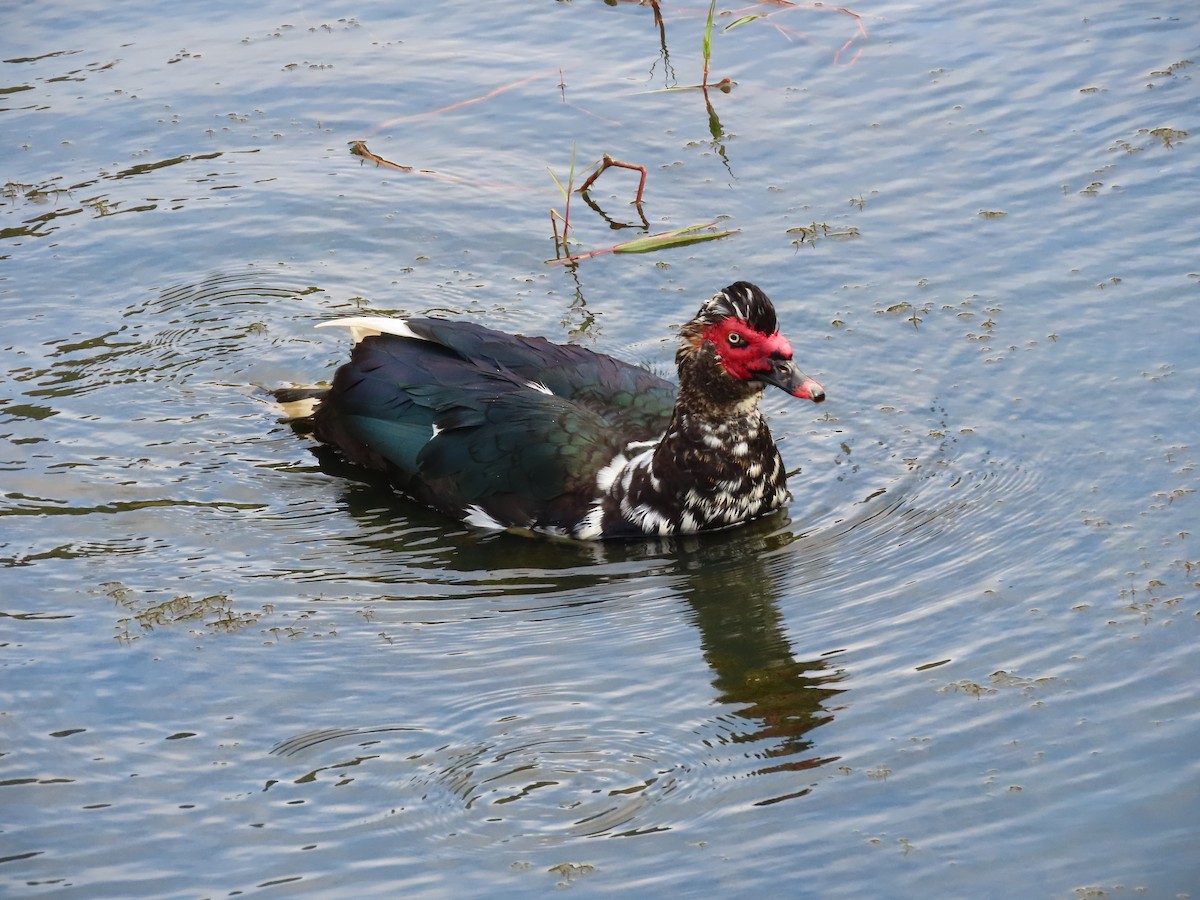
[267,722,696,844]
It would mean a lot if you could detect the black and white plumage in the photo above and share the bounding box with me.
[279,282,825,539]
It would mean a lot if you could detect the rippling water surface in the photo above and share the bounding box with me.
[3,1,1197,897]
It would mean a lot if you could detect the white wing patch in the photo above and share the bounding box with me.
[462,504,506,530]
[594,450,630,494]
[315,316,425,346]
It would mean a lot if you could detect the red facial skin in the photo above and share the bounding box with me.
[702,319,825,402]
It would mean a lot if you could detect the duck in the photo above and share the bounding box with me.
[279,281,825,539]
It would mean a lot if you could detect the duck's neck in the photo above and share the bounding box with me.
[582,362,790,537]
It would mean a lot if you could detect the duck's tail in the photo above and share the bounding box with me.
[267,386,328,433]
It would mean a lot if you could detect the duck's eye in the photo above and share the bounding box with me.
[727,332,744,346]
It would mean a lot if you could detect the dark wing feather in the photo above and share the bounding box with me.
[313,326,662,530]
[401,318,676,439]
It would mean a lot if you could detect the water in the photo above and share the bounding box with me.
[2,0,1198,896]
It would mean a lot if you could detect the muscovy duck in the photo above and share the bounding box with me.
[283,281,825,538]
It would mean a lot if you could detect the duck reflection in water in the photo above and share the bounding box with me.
[670,525,846,804]
[271,446,846,807]
[311,473,846,800]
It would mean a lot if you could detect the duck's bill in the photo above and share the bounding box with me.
[754,358,826,403]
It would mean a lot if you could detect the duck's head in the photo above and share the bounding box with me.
[678,282,825,404]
